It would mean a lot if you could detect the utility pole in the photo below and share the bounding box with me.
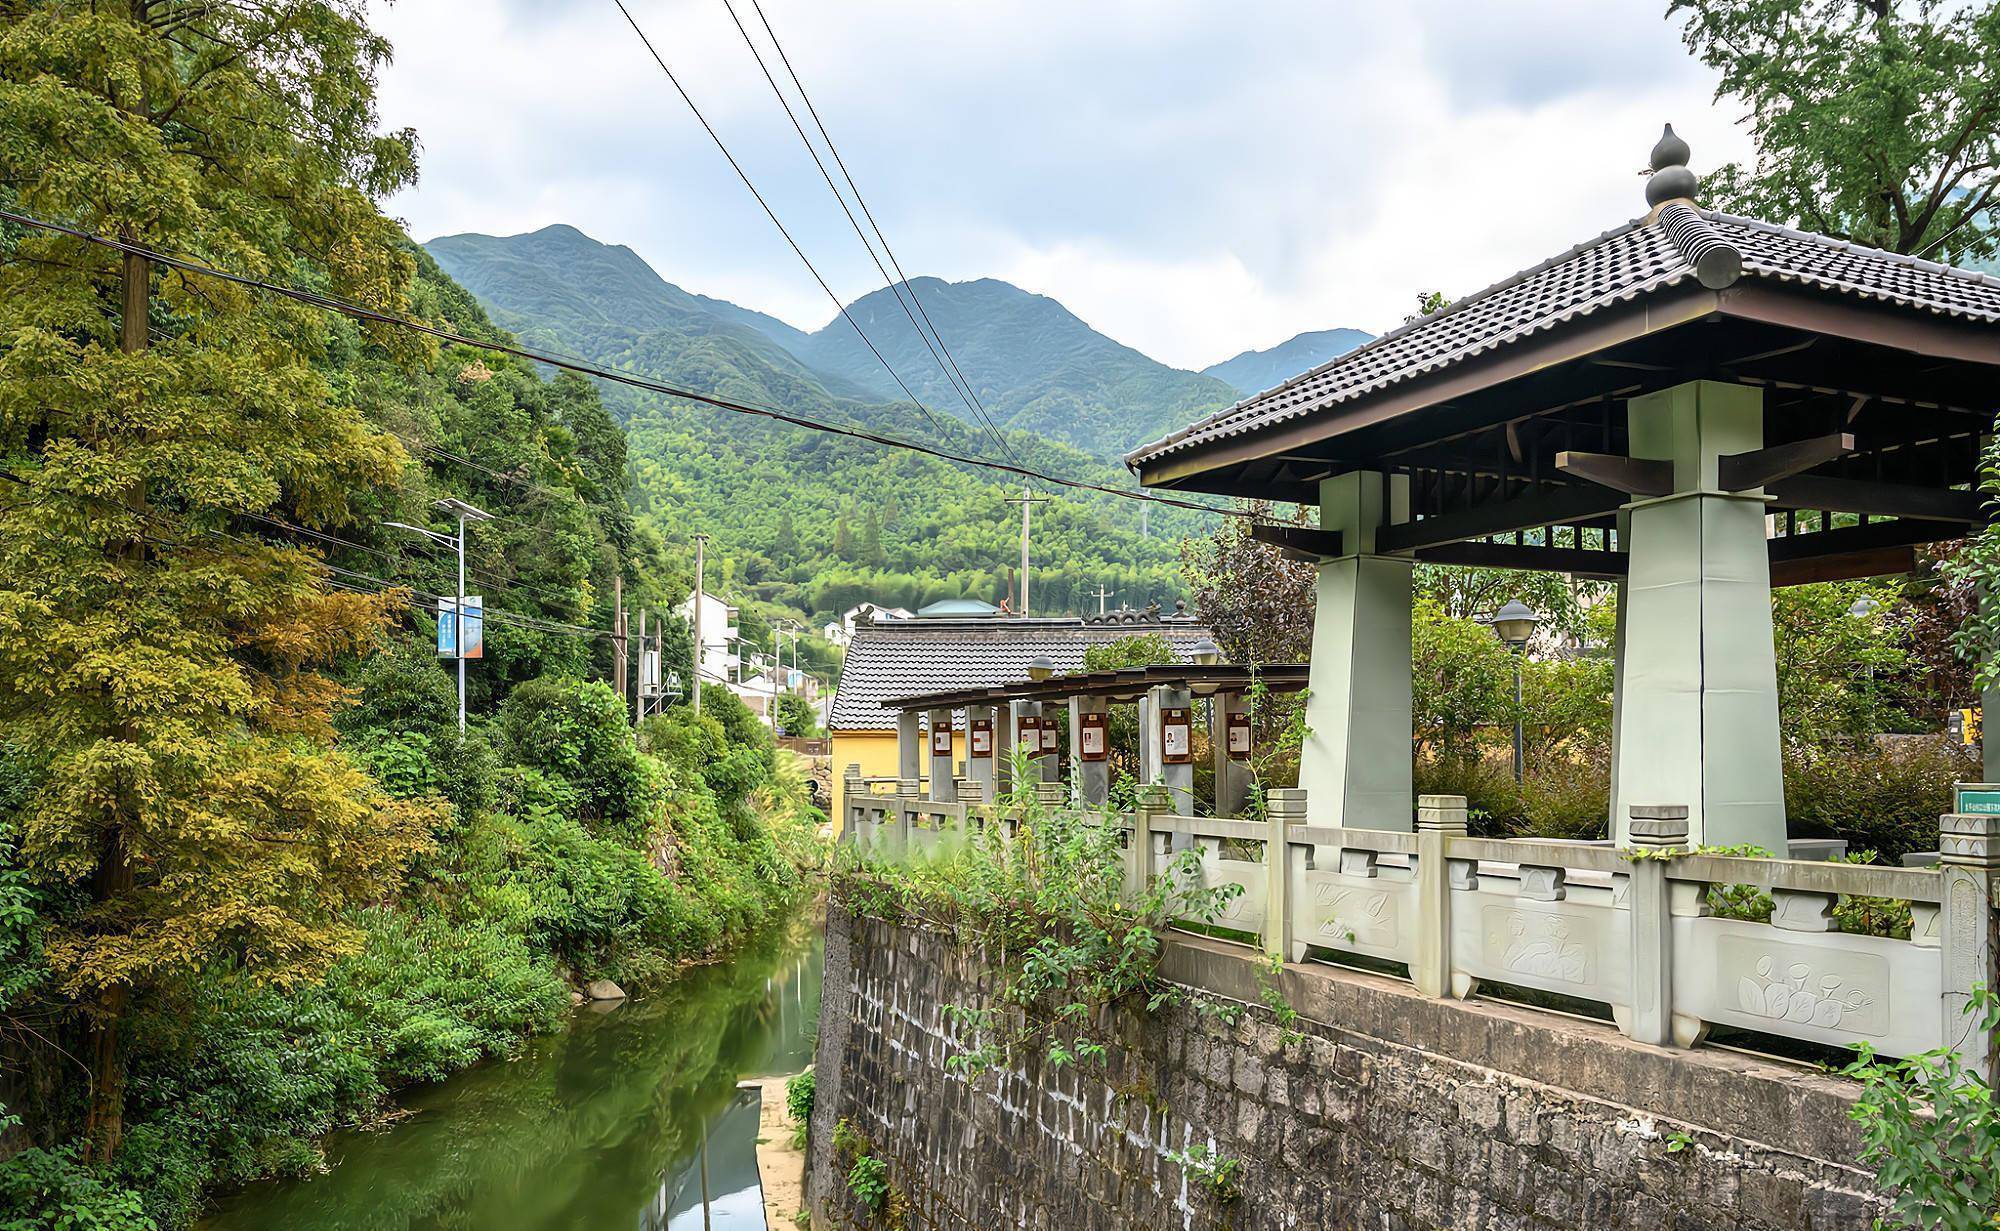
[1006,487,1050,617]
[612,572,627,706]
[692,533,708,716]
[635,608,648,725]
[1093,582,1114,616]
[386,497,492,733]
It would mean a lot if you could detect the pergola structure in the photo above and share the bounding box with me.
[1128,127,2000,849]
[884,664,1309,815]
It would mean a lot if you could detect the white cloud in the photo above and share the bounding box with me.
[368,0,1750,369]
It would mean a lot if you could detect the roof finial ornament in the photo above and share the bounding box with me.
[1645,123,1699,209]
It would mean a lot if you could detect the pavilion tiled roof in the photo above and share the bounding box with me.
[1126,209,2000,471]
[827,615,1213,732]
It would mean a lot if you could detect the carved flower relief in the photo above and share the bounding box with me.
[1737,955,1874,1029]
[1314,884,1394,947]
[1496,913,1588,984]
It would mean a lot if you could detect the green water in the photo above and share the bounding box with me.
[200,916,823,1231]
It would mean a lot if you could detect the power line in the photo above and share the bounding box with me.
[739,0,1021,475]
[0,208,1250,520]
[716,0,1023,471]
[610,0,966,448]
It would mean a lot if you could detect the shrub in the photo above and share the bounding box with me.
[1784,737,1974,862]
[785,1068,816,1150]
[496,676,659,840]
[0,1143,154,1230]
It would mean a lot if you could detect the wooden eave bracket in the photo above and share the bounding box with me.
[1717,432,1855,491]
[1250,524,1344,561]
[1554,450,1675,497]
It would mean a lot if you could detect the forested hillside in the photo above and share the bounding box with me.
[428,226,1212,627]
[1201,326,1374,395]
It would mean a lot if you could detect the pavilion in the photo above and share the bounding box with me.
[1127,127,2000,849]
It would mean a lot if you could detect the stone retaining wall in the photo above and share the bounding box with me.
[807,906,1890,1230]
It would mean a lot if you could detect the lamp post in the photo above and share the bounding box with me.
[1486,599,1542,785]
[1190,638,1222,666]
[386,497,494,733]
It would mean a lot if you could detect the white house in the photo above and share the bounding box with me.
[823,601,912,647]
[677,589,739,689]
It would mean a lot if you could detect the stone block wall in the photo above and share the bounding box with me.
[807,906,1891,1230]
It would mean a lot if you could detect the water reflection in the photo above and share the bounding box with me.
[200,916,821,1231]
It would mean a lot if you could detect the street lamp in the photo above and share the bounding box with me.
[386,497,493,733]
[1190,638,1222,666]
[1485,599,1542,784]
[1027,655,1056,682]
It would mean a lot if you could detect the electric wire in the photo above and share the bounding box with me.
[716,0,1023,471]
[740,0,1022,476]
[610,0,963,446]
[0,208,1250,520]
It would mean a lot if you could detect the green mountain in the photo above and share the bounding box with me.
[751,277,1244,457]
[1201,327,1375,395]
[425,226,1204,627]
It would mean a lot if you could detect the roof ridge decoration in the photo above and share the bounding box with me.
[1645,124,1742,290]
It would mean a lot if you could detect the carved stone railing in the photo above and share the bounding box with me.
[838,772,1997,1078]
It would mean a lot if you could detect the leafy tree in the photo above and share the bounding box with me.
[1411,600,1517,763]
[495,677,657,841]
[1178,505,1315,665]
[775,692,820,738]
[0,0,439,1156]
[1672,0,2000,263]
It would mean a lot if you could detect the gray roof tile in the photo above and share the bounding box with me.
[1128,210,2000,469]
[827,617,1213,731]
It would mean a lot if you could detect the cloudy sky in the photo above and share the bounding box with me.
[368,0,1751,371]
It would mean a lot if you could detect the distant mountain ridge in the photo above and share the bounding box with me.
[1200,327,1374,395]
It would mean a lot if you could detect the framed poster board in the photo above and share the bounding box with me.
[1161,707,1192,764]
[1079,711,1108,761]
[969,717,993,758]
[1226,710,1252,757]
[1039,718,1060,754]
[931,723,953,756]
[1017,713,1040,749]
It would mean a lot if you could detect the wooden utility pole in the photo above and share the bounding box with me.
[612,573,627,706]
[1006,487,1050,616]
[635,608,647,725]
[692,533,708,715]
[1093,582,1114,615]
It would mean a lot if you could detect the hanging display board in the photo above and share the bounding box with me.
[437,596,484,660]
[1079,712,1108,761]
[969,717,993,758]
[1161,706,1193,764]
[1017,713,1040,749]
[931,723,953,756]
[1039,718,1060,754]
[1227,710,1252,757]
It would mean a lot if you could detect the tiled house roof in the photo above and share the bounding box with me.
[1126,208,2000,470]
[828,615,1214,732]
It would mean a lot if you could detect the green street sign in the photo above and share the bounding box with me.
[1955,783,2000,815]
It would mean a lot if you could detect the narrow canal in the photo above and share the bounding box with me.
[200,913,823,1231]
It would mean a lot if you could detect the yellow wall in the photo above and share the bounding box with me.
[830,729,966,821]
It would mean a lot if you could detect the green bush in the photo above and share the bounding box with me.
[1784,737,1974,862]
[496,676,659,841]
[0,1143,155,1230]
[786,1068,816,1150]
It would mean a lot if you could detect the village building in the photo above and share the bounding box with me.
[827,604,1210,816]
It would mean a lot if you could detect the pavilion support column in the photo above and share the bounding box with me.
[927,707,956,802]
[1211,691,1251,817]
[966,704,997,804]
[1605,510,1632,834]
[1983,588,2000,783]
[1157,685,1194,817]
[1299,471,1415,831]
[1610,380,1785,850]
[1070,696,1109,807]
[994,700,1017,799]
[896,710,922,788]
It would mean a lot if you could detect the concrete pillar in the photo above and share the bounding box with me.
[927,707,955,802]
[994,698,1017,799]
[1070,695,1109,807]
[896,709,922,785]
[1264,787,1307,961]
[1137,692,1156,785]
[1211,690,1251,817]
[1940,812,2000,1085]
[1605,511,1631,835]
[1299,471,1414,831]
[1610,381,1785,850]
[1157,686,1195,816]
[1621,804,1689,1046]
[966,703,997,804]
[1412,794,1467,998]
